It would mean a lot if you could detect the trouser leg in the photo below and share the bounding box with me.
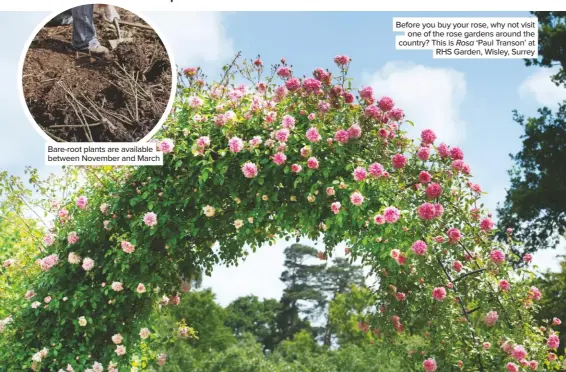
[71,5,96,50]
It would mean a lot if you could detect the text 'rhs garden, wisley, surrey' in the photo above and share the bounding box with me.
[0,54,561,371]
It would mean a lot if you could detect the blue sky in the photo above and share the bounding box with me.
[1,10,564,306]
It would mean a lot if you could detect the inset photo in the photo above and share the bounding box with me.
[21,4,174,142]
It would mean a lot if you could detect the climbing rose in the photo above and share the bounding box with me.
[111,282,123,292]
[67,232,79,244]
[326,187,335,196]
[197,136,210,148]
[136,283,147,294]
[76,196,88,210]
[523,253,533,263]
[285,78,301,91]
[506,363,519,372]
[412,240,427,255]
[484,311,498,326]
[480,217,494,231]
[432,287,446,301]
[234,219,244,229]
[421,129,437,145]
[273,152,287,165]
[499,279,511,291]
[547,334,560,349]
[43,233,56,246]
[333,55,351,66]
[39,254,59,272]
[159,139,174,153]
[31,301,41,309]
[528,286,542,301]
[334,129,349,143]
[553,317,561,326]
[374,214,385,224]
[115,345,126,356]
[348,124,362,139]
[423,358,437,372]
[307,157,319,169]
[331,202,341,215]
[426,183,442,199]
[417,147,431,161]
[391,154,406,169]
[111,334,123,344]
[378,96,394,111]
[203,205,215,217]
[306,127,321,142]
[390,249,400,259]
[68,252,81,265]
[281,115,296,128]
[529,360,538,370]
[437,143,449,158]
[396,292,406,301]
[291,164,302,173]
[419,171,432,183]
[78,316,87,327]
[383,207,400,223]
[139,328,150,339]
[82,257,94,271]
[489,249,505,264]
[277,66,291,78]
[187,95,203,107]
[512,345,527,361]
[447,228,462,243]
[228,137,244,152]
[450,146,464,160]
[241,162,258,178]
[143,212,157,227]
[303,78,321,93]
[417,203,436,220]
[353,167,367,181]
[24,290,35,300]
[452,260,463,272]
[368,163,385,179]
[121,241,135,254]
[350,192,364,206]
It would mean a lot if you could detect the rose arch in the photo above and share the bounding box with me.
[0,54,561,371]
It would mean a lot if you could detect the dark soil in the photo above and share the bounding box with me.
[22,6,172,142]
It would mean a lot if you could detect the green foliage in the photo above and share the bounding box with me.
[0,54,558,371]
[224,295,281,351]
[496,106,566,260]
[498,12,566,259]
[526,12,566,86]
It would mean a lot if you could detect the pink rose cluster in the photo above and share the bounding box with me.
[38,254,58,272]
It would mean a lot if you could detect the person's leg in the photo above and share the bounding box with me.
[71,5,108,54]
[71,5,96,50]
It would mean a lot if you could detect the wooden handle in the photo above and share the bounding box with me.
[118,20,153,31]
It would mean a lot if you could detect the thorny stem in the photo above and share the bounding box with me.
[219,51,243,97]
[457,242,515,328]
[436,257,485,372]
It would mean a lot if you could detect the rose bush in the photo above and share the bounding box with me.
[0,55,562,371]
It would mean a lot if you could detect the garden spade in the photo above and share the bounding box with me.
[109,18,133,50]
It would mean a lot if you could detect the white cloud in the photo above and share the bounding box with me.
[363,62,467,145]
[146,12,234,70]
[518,67,566,108]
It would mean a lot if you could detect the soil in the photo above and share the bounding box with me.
[22,6,173,142]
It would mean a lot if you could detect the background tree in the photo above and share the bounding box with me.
[319,256,365,346]
[497,12,566,260]
[224,295,281,352]
[275,244,326,342]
